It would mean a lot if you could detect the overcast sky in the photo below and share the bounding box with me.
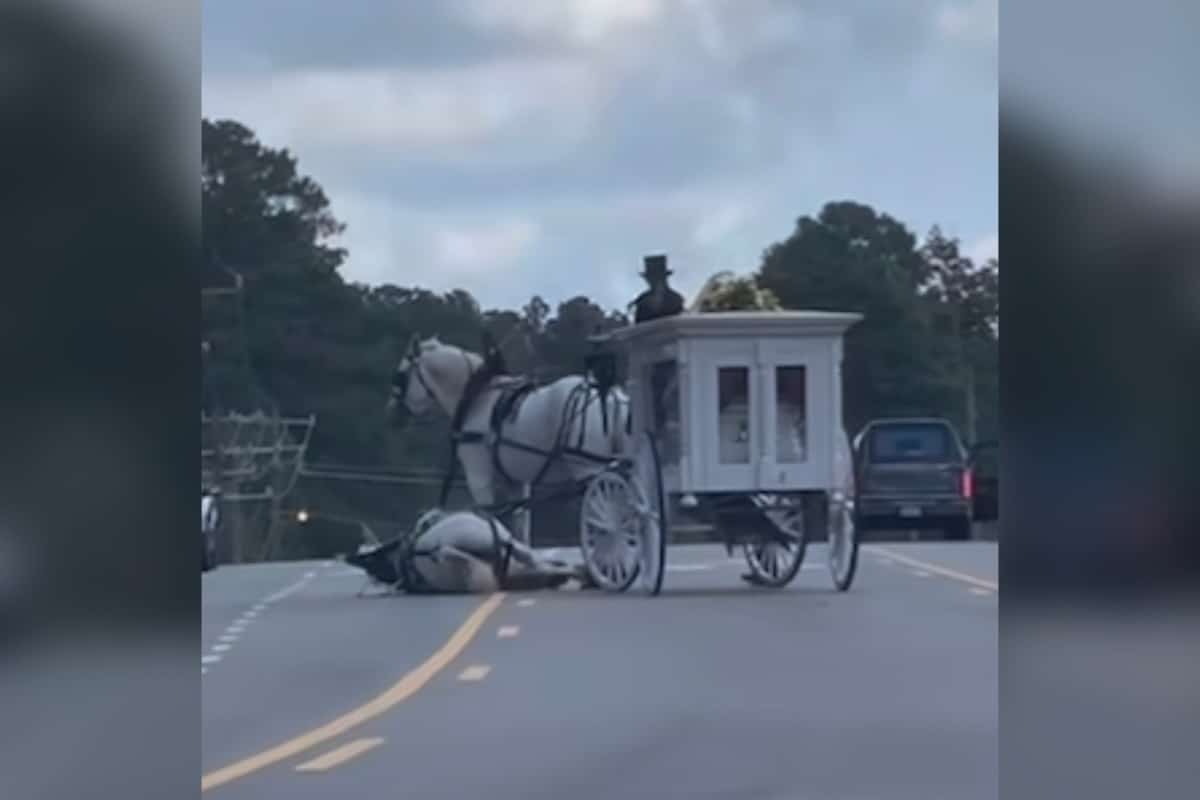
[201,0,997,313]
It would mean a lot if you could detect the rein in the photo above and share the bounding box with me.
[438,349,498,506]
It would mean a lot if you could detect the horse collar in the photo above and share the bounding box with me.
[449,353,494,437]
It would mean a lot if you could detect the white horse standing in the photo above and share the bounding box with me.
[386,335,630,545]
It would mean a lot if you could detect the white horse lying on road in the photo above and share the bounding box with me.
[346,508,584,594]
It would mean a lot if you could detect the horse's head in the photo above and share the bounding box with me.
[387,334,437,428]
[386,334,480,428]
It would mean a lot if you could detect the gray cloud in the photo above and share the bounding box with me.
[202,0,559,73]
[203,0,997,311]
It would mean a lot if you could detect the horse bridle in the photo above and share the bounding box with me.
[390,339,477,418]
[391,356,437,417]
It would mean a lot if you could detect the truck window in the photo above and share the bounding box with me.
[867,423,955,463]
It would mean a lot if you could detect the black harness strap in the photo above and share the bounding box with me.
[439,352,491,506]
[495,381,589,495]
[430,351,627,523]
[488,381,537,486]
[484,513,515,589]
[398,542,431,593]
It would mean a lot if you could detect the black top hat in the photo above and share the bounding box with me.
[641,253,672,278]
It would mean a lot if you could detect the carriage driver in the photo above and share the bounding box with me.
[630,254,685,324]
[628,254,686,471]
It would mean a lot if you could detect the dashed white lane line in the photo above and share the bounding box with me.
[203,567,323,672]
[497,625,520,639]
[516,598,536,607]
[913,570,931,578]
[458,665,491,682]
[970,587,994,597]
[295,737,384,773]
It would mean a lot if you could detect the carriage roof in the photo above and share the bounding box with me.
[607,310,863,345]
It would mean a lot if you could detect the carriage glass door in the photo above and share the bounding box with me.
[762,355,827,490]
[707,364,757,490]
[717,367,751,465]
[764,362,811,490]
[774,365,808,465]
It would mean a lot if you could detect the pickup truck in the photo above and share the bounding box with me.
[852,417,975,540]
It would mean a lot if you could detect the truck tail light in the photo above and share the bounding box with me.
[962,468,974,499]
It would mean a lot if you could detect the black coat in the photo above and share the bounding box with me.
[632,287,685,324]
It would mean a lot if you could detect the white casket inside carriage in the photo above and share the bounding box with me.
[609,310,862,495]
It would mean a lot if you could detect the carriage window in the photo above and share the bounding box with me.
[775,365,807,463]
[649,360,680,465]
[717,366,750,464]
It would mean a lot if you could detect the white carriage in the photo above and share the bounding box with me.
[580,310,863,595]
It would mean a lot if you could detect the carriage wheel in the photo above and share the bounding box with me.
[827,494,860,592]
[742,500,808,588]
[628,430,667,596]
[579,471,642,592]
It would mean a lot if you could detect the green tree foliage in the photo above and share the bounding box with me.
[918,227,999,441]
[538,297,627,380]
[203,119,383,467]
[758,202,954,434]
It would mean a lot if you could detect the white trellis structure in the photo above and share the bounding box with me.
[200,411,315,501]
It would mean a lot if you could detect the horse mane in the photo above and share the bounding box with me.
[418,337,483,367]
[412,335,515,436]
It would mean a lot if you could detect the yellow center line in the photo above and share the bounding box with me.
[864,546,998,592]
[295,738,384,772]
[201,592,506,792]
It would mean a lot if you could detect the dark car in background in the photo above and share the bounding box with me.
[202,490,220,572]
[852,417,974,540]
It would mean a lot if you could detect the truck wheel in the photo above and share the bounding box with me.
[944,517,972,541]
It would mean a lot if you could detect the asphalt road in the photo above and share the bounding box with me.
[202,542,997,800]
